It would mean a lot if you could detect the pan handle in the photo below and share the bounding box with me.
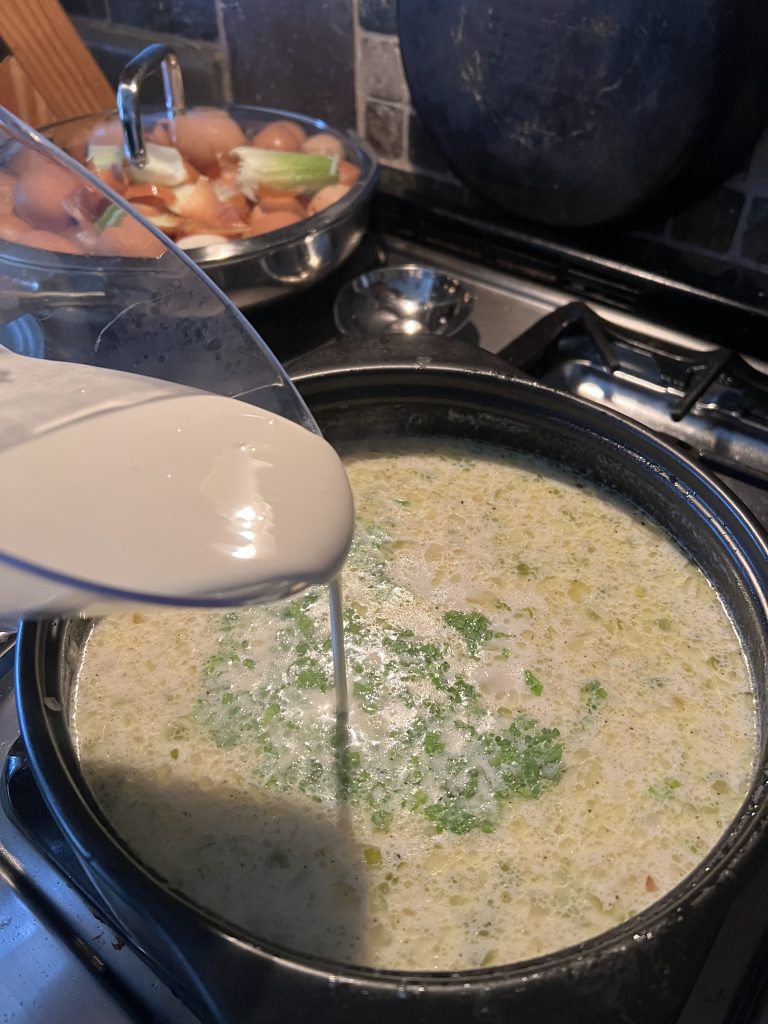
[117,43,186,167]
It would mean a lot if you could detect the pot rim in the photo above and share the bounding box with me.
[15,366,768,994]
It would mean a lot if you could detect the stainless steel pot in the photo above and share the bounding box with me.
[14,353,768,1024]
[41,44,378,308]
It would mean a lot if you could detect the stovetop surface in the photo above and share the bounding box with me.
[3,220,768,1023]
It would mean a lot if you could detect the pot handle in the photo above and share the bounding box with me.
[117,43,186,167]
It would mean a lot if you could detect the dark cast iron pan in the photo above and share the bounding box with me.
[398,0,768,227]
[14,354,768,1024]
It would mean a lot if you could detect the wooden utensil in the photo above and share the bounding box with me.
[0,0,113,125]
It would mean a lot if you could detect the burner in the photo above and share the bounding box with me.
[497,301,622,374]
[490,299,768,508]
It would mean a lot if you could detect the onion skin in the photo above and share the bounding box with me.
[88,166,127,196]
[14,163,79,231]
[170,109,247,175]
[177,233,229,250]
[92,216,166,258]
[124,183,177,207]
[0,171,17,213]
[302,132,345,160]
[248,209,302,235]
[18,229,82,254]
[258,185,306,216]
[252,122,302,152]
[0,212,32,242]
[339,161,361,187]
[307,183,351,215]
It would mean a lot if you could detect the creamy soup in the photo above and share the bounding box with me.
[72,439,756,971]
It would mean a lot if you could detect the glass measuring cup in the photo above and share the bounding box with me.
[0,107,346,626]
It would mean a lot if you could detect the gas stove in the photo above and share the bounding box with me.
[3,199,768,1023]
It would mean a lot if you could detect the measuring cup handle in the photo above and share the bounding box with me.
[117,43,186,167]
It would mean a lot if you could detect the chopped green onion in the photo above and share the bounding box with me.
[233,146,339,193]
[95,203,126,231]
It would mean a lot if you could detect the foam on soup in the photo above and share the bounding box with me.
[72,438,756,971]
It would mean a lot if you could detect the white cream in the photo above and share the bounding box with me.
[0,351,353,619]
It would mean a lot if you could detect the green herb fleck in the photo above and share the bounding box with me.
[443,610,496,657]
[425,800,493,835]
[481,715,564,800]
[524,669,543,696]
[649,777,681,798]
[424,731,445,755]
[191,527,567,840]
[583,679,608,714]
[371,808,393,832]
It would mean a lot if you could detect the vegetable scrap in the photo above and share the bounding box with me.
[2,108,360,258]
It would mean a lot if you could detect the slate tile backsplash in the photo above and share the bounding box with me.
[62,0,108,17]
[361,35,407,104]
[62,0,768,278]
[108,0,219,41]
[224,0,355,127]
[364,100,403,161]
[358,0,397,35]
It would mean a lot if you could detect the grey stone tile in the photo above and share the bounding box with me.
[358,0,397,34]
[107,0,219,41]
[365,100,403,160]
[668,187,745,255]
[224,0,355,129]
[361,35,407,103]
[73,20,228,107]
[60,0,109,17]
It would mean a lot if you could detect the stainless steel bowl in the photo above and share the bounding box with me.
[42,105,377,309]
[174,106,377,308]
[40,44,378,310]
[334,264,474,337]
